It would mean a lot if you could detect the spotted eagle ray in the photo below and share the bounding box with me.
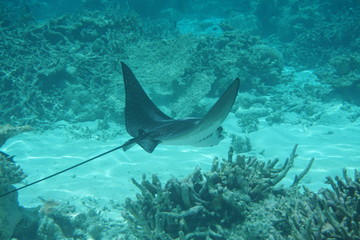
[0,62,239,197]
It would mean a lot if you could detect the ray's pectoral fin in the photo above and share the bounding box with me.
[121,61,169,153]
[162,78,240,147]
[202,78,240,127]
[193,78,240,146]
[121,62,173,138]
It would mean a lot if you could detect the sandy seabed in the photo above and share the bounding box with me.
[1,111,359,212]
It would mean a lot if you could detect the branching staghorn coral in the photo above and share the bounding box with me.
[122,145,313,240]
[318,169,360,239]
[285,169,360,240]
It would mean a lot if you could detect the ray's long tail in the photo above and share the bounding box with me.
[0,143,129,198]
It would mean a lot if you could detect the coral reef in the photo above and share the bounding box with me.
[247,44,284,85]
[0,150,126,240]
[0,152,27,187]
[230,134,252,153]
[12,197,127,240]
[313,52,360,106]
[1,144,358,239]
[172,72,215,118]
[285,169,360,240]
[0,151,127,239]
[317,54,360,87]
[233,68,338,127]
[318,169,360,239]
[1,0,360,238]
[168,30,285,118]
[1,0,359,127]
[122,145,312,239]
[0,8,143,125]
[1,4,289,124]
[123,145,359,240]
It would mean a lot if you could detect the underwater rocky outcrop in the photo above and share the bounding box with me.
[0,152,27,240]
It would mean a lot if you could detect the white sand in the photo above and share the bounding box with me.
[2,111,359,210]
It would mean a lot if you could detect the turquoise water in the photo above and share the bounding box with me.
[1,1,359,239]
